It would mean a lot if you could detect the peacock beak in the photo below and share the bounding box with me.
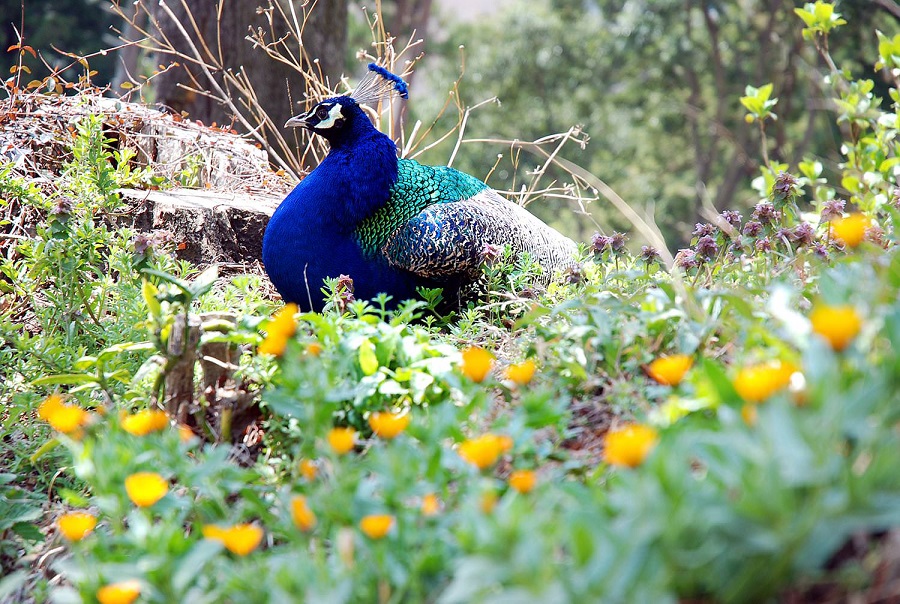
[284,112,312,129]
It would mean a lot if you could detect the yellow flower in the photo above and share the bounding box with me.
[461,346,494,382]
[57,512,97,541]
[120,409,169,436]
[359,514,394,539]
[421,494,440,517]
[733,360,797,403]
[368,411,410,439]
[830,213,869,248]
[37,394,64,421]
[202,523,264,556]
[504,359,536,385]
[290,496,317,532]
[299,459,317,481]
[96,580,141,604]
[603,424,659,468]
[647,354,694,386]
[810,304,862,351]
[327,427,356,454]
[45,403,90,435]
[258,303,298,356]
[124,472,169,508]
[458,433,511,470]
[508,469,537,493]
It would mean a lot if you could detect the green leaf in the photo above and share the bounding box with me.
[31,373,98,386]
[12,521,44,542]
[142,278,161,317]
[358,338,379,376]
[189,264,219,299]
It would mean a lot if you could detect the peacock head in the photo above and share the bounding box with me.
[284,63,408,145]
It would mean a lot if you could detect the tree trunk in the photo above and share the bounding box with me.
[150,0,347,150]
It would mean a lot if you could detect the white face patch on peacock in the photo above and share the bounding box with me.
[315,103,345,130]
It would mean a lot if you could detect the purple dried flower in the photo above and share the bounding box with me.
[693,223,717,238]
[640,245,660,264]
[775,227,794,247]
[752,202,780,225]
[813,243,829,259]
[892,188,900,209]
[755,237,773,253]
[675,248,699,270]
[742,220,763,237]
[865,223,885,246]
[564,263,584,284]
[335,274,356,312]
[772,171,799,200]
[590,232,611,254]
[609,232,628,253]
[820,199,846,221]
[481,243,503,265]
[133,233,151,256]
[50,196,74,216]
[720,210,742,228]
[695,235,719,260]
[792,222,816,247]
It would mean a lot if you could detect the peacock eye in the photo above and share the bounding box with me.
[315,105,330,120]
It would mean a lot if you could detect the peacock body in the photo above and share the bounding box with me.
[262,65,576,312]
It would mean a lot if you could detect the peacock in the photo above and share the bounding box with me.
[262,64,577,313]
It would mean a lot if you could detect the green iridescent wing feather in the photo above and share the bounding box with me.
[355,157,576,281]
[355,159,487,256]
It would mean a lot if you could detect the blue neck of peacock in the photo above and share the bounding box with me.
[293,107,399,230]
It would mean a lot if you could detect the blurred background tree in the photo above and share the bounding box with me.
[1,0,118,84]
[414,0,900,244]
[3,0,899,244]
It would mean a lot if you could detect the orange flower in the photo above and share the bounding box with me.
[258,303,298,356]
[359,514,394,539]
[508,469,537,493]
[57,512,97,541]
[458,433,511,470]
[830,213,869,248]
[45,402,91,435]
[124,472,168,508]
[504,359,536,385]
[733,360,797,403]
[810,304,862,351]
[327,427,356,455]
[202,523,263,556]
[421,494,440,517]
[177,424,195,443]
[37,394,64,421]
[647,354,693,386]
[120,409,169,436]
[306,342,323,356]
[368,411,410,439]
[603,424,659,468]
[290,496,317,532]
[741,404,758,426]
[299,459,317,481]
[480,491,498,514]
[461,346,494,382]
[96,580,141,604]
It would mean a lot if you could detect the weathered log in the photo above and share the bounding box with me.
[119,188,280,264]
